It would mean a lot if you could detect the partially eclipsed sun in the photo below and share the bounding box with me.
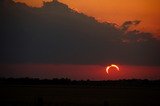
[106,64,120,74]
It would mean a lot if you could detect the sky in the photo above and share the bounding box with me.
[15,0,160,37]
[1,64,160,80]
[0,0,160,80]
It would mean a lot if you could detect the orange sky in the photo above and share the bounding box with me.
[15,0,160,36]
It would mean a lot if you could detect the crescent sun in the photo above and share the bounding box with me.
[106,64,120,74]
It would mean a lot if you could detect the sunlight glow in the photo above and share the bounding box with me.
[106,64,120,74]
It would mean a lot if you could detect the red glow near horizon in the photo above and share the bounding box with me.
[0,64,160,80]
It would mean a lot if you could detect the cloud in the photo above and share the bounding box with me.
[0,0,160,66]
[120,20,141,31]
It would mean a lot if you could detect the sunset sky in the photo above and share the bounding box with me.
[1,64,160,80]
[15,0,160,37]
[1,0,160,80]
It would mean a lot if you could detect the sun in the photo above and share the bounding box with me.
[106,64,120,74]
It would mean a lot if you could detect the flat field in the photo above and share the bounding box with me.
[0,85,159,106]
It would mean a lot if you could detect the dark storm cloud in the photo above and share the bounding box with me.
[0,0,160,66]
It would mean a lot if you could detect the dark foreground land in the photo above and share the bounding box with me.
[0,78,160,106]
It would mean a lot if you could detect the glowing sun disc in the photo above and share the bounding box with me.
[106,64,120,74]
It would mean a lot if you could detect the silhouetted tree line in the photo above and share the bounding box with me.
[0,77,160,87]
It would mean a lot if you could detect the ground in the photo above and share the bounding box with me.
[0,84,160,106]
